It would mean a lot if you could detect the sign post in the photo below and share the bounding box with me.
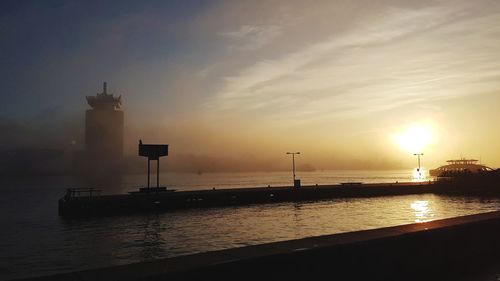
[138,140,168,192]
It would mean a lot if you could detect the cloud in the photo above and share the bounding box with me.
[219,24,282,50]
[204,2,500,126]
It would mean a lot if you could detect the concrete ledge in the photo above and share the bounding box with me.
[16,211,500,281]
[59,182,436,218]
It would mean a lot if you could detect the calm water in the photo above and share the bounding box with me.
[1,170,499,280]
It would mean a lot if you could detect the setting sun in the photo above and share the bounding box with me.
[394,123,435,154]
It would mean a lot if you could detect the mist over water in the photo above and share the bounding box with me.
[0,171,498,280]
[44,170,425,194]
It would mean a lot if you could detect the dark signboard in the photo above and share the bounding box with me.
[139,143,168,160]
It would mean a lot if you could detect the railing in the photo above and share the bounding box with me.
[64,188,102,200]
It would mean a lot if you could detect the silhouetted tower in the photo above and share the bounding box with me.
[85,82,124,167]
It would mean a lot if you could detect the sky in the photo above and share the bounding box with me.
[1,0,500,171]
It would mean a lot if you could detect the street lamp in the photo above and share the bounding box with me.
[414,153,424,178]
[286,152,300,183]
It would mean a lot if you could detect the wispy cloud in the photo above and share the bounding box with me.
[205,3,500,125]
[219,24,282,50]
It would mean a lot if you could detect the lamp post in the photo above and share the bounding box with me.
[286,152,300,182]
[414,153,424,178]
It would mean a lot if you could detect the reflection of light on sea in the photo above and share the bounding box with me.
[411,200,434,223]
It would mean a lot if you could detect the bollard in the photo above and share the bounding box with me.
[294,179,301,188]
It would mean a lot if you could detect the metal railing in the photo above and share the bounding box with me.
[64,188,102,200]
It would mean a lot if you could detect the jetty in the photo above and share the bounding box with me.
[59,172,500,218]
[59,141,500,218]
[59,182,435,218]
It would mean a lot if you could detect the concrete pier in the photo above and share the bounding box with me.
[59,182,436,218]
[59,176,500,218]
[17,211,500,281]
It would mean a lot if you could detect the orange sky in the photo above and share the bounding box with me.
[3,0,500,171]
[123,1,500,170]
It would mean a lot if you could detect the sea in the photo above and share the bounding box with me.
[1,170,500,280]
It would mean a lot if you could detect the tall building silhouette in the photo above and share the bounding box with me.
[85,82,124,160]
[76,82,124,175]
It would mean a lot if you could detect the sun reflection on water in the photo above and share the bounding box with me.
[411,200,434,223]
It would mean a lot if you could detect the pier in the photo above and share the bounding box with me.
[60,136,500,218]
[59,182,436,218]
[59,171,500,218]
[59,172,500,218]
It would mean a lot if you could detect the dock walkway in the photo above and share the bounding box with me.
[59,182,435,218]
[59,175,500,218]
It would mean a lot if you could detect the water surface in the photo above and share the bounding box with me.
[0,171,498,280]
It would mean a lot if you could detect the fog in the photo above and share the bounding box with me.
[2,1,500,175]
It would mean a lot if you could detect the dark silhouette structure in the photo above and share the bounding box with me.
[73,82,124,175]
[138,140,168,191]
[59,168,500,218]
[286,152,301,188]
[430,158,493,177]
[85,82,124,162]
[414,153,424,178]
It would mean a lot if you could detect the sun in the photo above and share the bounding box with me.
[393,123,434,154]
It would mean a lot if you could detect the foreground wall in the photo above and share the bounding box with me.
[18,211,500,281]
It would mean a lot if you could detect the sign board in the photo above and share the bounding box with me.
[139,143,168,160]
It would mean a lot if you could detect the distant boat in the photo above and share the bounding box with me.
[430,158,493,177]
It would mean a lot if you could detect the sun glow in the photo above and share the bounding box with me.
[393,123,435,154]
